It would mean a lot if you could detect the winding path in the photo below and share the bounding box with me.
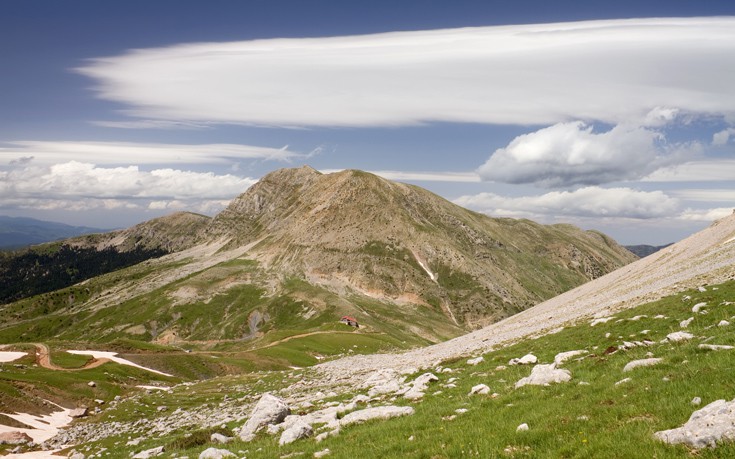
[33,343,110,371]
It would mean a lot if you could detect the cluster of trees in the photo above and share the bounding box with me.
[0,244,167,304]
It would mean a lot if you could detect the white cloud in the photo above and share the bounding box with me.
[0,160,255,212]
[0,141,301,166]
[477,121,699,187]
[642,160,735,182]
[76,18,735,128]
[668,189,735,202]
[678,207,733,221]
[712,128,735,146]
[454,187,680,220]
[320,169,481,183]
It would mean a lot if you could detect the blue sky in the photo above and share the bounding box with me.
[1,1,734,245]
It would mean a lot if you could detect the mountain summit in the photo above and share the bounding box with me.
[207,166,636,329]
[0,167,635,348]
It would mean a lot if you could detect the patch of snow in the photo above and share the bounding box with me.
[67,350,174,377]
[0,351,27,363]
[0,403,73,445]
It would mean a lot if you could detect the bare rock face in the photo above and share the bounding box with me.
[655,398,735,448]
[515,364,571,388]
[0,431,33,445]
[238,393,291,441]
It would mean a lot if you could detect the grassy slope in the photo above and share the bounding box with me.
[53,279,735,458]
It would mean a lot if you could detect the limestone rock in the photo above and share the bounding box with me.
[363,369,404,397]
[623,358,663,372]
[509,354,537,366]
[132,446,165,459]
[655,398,735,448]
[554,350,587,366]
[664,331,695,342]
[699,344,734,351]
[467,356,484,366]
[680,317,694,328]
[404,373,439,400]
[279,419,313,445]
[692,302,707,313]
[314,449,331,458]
[198,447,235,459]
[515,364,571,388]
[237,393,291,441]
[69,407,88,418]
[469,384,490,395]
[210,433,233,444]
[516,423,529,432]
[718,320,730,327]
[339,406,415,427]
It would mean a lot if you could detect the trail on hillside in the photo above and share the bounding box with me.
[33,343,109,371]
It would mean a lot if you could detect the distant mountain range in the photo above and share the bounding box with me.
[624,243,674,258]
[0,215,107,249]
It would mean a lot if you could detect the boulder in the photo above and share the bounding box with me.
[516,423,529,432]
[655,398,735,448]
[699,344,734,351]
[554,350,587,366]
[467,356,484,366]
[279,419,313,445]
[469,384,490,395]
[692,302,707,313]
[0,431,33,445]
[404,373,439,400]
[623,358,663,372]
[198,448,235,459]
[515,364,571,388]
[680,317,694,328]
[210,432,233,444]
[339,406,414,427]
[363,369,404,397]
[237,393,291,441]
[664,331,695,343]
[508,353,538,365]
[69,407,88,418]
[132,446,165,459]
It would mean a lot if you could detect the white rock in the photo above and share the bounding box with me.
[87,381,96,387]
[469,384,490,395]
[338,406,414,427]
[237,393,291,441]
[615,378,632,386]
[590,317,614,326]
[198,448,235,459]
[655,398,735,448]
[698,344,735,350]
[692,302,707,313]
[623,358,663,372]
[515,364,571,388]
[509,353,538,365]
[698,286,707,292]
[455,408,468,414]
[279,419,313,445]
[467,356,484,366]
[680,317,694,328]
[692,397,702,406]
[363,369,404,397]
[404,373,439,400]
[718,320,730,327]
[629,315,647,321]
[210,433,233,444]
[664,331,695,342]
[133,446,165,459]
[516,423,529,432]
[314,449,331,458]
[554,350,586,366]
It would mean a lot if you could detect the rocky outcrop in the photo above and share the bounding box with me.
[237,394,291,441]
[655,398,735,448]
[515,364,572,388]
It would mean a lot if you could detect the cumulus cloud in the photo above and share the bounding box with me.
[477,121,700,187]
[0,141,301,166]
[678,207,734,221]
[712,128,735,146]
[75,18,735,128]
[0,160,255,212]
[454,187,680,220]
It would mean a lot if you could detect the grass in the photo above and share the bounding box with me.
[55,279,735,458]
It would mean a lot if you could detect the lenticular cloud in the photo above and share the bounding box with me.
[77,18,735,128]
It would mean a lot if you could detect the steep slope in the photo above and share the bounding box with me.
[208,166,636,328]
[316,210,735,380]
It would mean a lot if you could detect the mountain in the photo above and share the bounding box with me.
[624,243,673,258]
[0,215,105,249]
[0,212,210,304]
[0,167,636,350]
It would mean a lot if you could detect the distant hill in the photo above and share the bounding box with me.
[0,215,106,249]
[0,167,637,348]
[625,243,673,258]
